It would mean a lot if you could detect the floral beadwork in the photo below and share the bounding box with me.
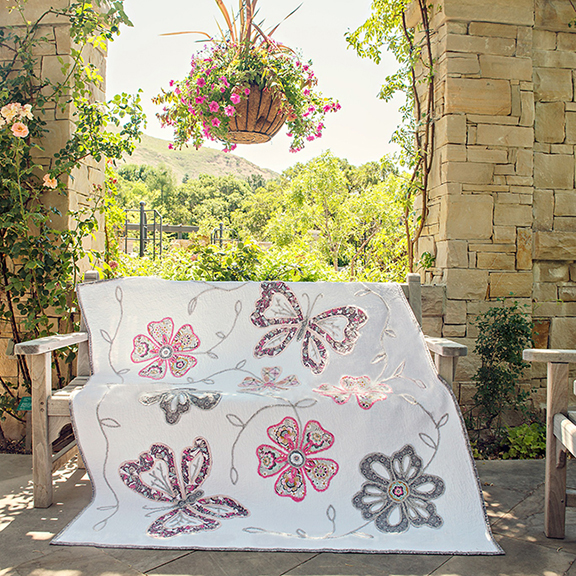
[239,367,300,393]
[131,317,200,379]
[250,281,368,374]
[119,440,248,538]
[256,416,338,502]
[352,444,445,534]
[313,375,391,410]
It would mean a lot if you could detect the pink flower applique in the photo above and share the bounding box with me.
[239,367,299,393]
[131,317,200,379]
[314,375,391,410]
[256,417,338,502]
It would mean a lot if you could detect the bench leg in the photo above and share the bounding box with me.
[545,361,569,538]
[31,353,53,508]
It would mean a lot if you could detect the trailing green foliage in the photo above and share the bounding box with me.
[0,0,143,443]
[465,301,534,456]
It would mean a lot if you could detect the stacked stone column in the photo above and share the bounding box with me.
[0,1,106,440]
[413,0,576,406]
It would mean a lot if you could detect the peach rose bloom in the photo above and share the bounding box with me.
[11,122,29,138]
[43,174,58,189]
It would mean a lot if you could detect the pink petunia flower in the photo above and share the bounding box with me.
[168,143,174,149]
[223,105,235,117]
[256,416,339,502]
[131,317,200,379]
[197,77,206,88]
[212,117,221,127]
[244,88,250,96]
[209,101,219,113]
[230,93,241,105]
[195,95,206,105]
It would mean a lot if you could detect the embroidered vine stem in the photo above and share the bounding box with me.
[93,386,120,531]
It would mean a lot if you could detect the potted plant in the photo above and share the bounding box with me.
[153,0,340,153]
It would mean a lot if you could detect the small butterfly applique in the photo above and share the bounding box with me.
[119,440,248,538]
[250,282,368,374]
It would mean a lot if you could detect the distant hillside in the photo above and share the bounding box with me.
[121,133,278,182]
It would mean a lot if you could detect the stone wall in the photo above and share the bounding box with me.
[0,1,106,440]
[410,0,576,408]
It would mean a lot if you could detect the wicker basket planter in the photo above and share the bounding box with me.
[227,85,286,144]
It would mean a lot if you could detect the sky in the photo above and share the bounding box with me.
[106,0,402,174]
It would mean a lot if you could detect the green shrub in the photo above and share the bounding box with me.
[503,423,546,459]
[465,300,534,456]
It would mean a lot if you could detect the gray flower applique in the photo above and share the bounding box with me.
[352,444,445,533]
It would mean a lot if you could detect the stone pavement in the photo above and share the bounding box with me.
[1,456,576,576]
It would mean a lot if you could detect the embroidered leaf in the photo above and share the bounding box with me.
[236,359,247,370]
[201,378,215,386]
[188,297,198,315]
[100,329,112,344]
[226,414,244,427]
[371,352,387,364]
[235,300,242,314]
[392,361,405,379]
[243,527,266,534]
[354,289,372,298]
[115,286,123,303]
[384,329,396,338]
[326,505,336,522]
[437,413,449,428]
[215,331,226,339]
[419,432,437,450]
[230,466,239,485]
[116,369,129,376]
[413,379,426,389]
[294,398,317,409]
[207,351,218,359]
[399,393,418,405]
[100,417,121,428]
[296,528,307,538]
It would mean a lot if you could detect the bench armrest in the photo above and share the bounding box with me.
[523,349,576,363]
[14,332,88,356]
[425,337,468,358]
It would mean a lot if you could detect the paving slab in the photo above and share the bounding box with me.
[102,549,192,574]
[11,546,144,576]
[282,551,450,576]
[147,551,317,576]
[428,534,575,576]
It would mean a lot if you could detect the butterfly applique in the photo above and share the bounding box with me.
[119,440,248,538]
[250,281,368,374]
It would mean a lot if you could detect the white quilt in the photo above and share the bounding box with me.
[54,278,501,554]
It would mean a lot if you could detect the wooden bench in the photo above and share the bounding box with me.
[16,273,466,508]
[523,348,576,539]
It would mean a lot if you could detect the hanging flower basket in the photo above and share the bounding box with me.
[154,1,341,153]
[227,85,286,144]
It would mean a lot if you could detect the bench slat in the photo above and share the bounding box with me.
[523,349,576,363]
[554,413,576,456]
[15,332,88,355]
[48,376,89,417]
[425,337,468,357]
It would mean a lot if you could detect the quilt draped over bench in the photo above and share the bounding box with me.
[54,278,500,554]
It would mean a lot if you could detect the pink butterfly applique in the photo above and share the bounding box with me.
[119,440,248,538]
[250,282,368,374]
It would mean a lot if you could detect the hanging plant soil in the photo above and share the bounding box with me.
[227,85,286,144]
